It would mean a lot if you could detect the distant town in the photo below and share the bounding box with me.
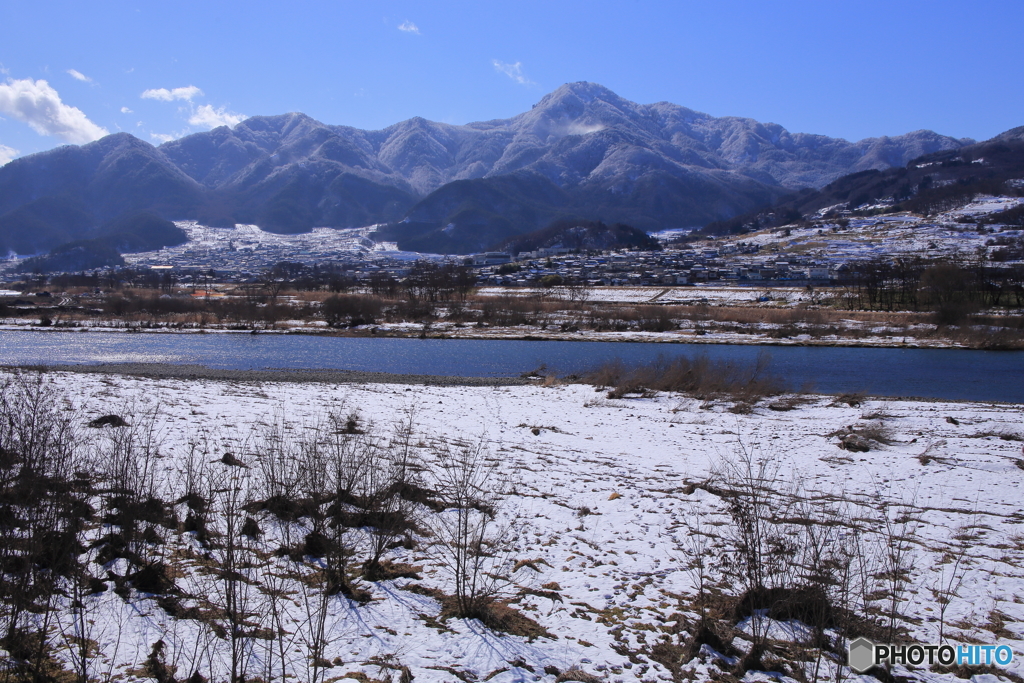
[5,197,1018,293]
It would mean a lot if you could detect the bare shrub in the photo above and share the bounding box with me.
[479,294,536,327]
[871,486,920,643]
[702,443,891,679]
[350,415,423,581]
[93,400,166,551]
[585,358,627,389]
[855,421,895,446]
[787,496,864,683]
[251,415,305,520]
[932,511,977,644]
[713,444,796,598]
[636,305,677,332]
[423,438,524,622]
[0,372,92,679]
[321,294,384,327]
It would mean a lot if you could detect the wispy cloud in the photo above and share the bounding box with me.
[188,103,245,129]
[0,144,18,166]
[398,21,420,34]
[565,122,605,135]
[492,60,535,86]
[141,85,203,102]
[120,106,133,114]
[0,78,108,143]
[150,132,176,144]
[67,69,92,83]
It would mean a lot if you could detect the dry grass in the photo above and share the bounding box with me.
[585,352,786,403]
[831,391,867,407]
[931,663,1024,683]
[855,421,896,445]
[945,324,1024,349]
[555,666,602,683]
[439,596,553,641]
[767,395,813,411]
[661,304,936,327]
[542,374,563,387]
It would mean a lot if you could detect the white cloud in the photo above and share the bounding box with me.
[188,103,245,129]
[492,60,535,86]
[120,106,133,114]
[565,122,605,135]
[141,85,203,102]
[398,21,420,34]
[139,85,244,132]
[0,78,108,144]
[67,69,92,83]
[0,144,18,166]
[150,132,176,144]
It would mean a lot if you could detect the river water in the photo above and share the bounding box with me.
[1,330,1022,403]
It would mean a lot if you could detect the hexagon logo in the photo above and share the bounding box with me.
[848,637,876,673]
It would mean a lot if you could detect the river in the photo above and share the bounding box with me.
[1,330,1022,403]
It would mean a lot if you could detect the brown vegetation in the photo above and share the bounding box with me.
[586,353,785,404]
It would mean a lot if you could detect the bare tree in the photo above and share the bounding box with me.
[561,271,593,306]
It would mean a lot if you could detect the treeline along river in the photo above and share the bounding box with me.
[1,330,1022,403]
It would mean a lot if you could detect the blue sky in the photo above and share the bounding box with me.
[1,0,1021,165]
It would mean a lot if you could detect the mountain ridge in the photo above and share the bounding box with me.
[692,133,1024,238]
[0,82,977,256]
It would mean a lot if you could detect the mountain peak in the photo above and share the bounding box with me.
[519,83,638,138]
[556,81,617,99]
[85,131,150,150]
[536,82,624,109]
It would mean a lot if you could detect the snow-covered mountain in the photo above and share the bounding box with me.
[0,82,973,255]
[162,82,968,196]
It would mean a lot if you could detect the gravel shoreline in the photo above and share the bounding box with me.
[0,323,981,349]
[3,363,1006,404]
[6,362,535,386]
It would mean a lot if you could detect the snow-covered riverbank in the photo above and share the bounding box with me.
[1,368,1021,682]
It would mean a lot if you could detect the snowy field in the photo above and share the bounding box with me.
[3,368,1023,683]
[474,286,813,306]
[122,222,431,270]
[727,196,1024,263]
